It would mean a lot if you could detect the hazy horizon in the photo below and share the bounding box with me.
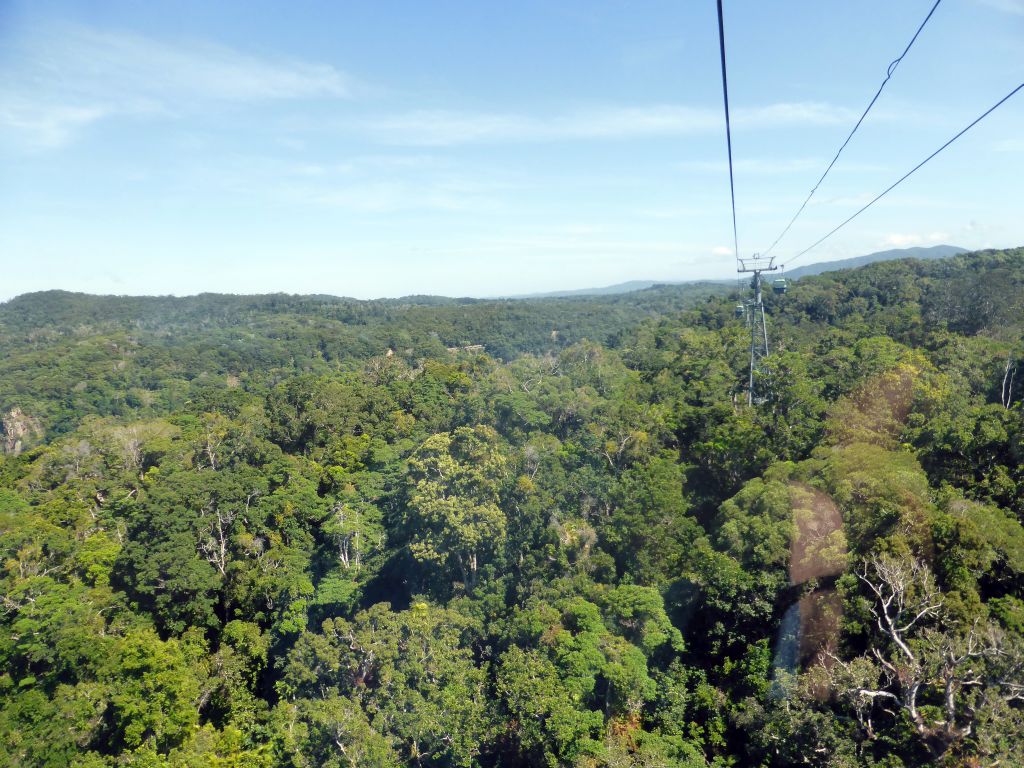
[0,243,983,303]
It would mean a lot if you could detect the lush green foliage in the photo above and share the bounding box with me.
[1,249,1022,766]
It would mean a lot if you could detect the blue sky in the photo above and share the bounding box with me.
[2,0,1023,299]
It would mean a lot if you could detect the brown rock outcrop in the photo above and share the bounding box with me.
[2,407,43,455]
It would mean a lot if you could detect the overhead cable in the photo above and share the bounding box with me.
[762,0,943,258]
[716,0,740,265]
[784,81,1024,268]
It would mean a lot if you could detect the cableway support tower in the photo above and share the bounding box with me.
[737,255,778,406]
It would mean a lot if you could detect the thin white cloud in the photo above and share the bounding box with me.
[881,232,951,247]
[635,205,716,220]
[680,157,887,175]
[812,192,875,208]
[737,102,856,127]
[812,192,964,211]
[0,24,354,149]
[61,26,352,103]
[681,157,818,175]
[360,101,857,146]
[682,158,818,174]
[181,153,506,214]
[994,138,1024,152]
[280,178,504,214]
[977,0,1024,14]
[363,106,712,146]
[0,98,109,148]
[438,229,692,257]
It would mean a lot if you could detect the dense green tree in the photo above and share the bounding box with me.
[404,426,510,590]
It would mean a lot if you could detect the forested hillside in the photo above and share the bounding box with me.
[1,248,1023,767]
[0,283,727,444]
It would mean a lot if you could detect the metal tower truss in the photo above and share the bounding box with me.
[737,255,777,406]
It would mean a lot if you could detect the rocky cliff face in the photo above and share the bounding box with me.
[2,408,43,455]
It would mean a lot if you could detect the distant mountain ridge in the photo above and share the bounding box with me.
[505,245,968,298]
[783,244,967,279]
[501,279,730,299]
